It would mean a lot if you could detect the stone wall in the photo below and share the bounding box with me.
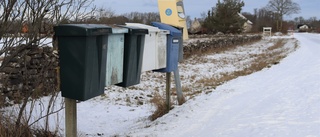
[0,45,59,106]
[183,34,262,58]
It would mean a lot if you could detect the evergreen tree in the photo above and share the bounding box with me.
[203,0,246,33]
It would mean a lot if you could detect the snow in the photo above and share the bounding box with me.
[118,33,320,136]
[2,33,320,137]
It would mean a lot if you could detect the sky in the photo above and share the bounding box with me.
[94,0,320,21]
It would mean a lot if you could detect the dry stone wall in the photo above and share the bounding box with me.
[0,45,59,106]
[183,34,262,58]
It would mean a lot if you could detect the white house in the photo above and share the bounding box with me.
[238,13,253,33]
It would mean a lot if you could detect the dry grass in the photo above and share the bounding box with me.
[267,39,285,50]
[183,38,298,97]
[150,93,173,121]
[0,112,60,137]
[0,124,33,137]
[0,114,31,137]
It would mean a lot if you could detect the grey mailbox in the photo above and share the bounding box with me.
[105,27,128,86]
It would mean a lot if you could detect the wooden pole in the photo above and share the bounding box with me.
[173,69,185,105]
[65,98,77,137]
[166,72,171,111]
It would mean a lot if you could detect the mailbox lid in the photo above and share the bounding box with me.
[117,25,149,35]
[54,24,112,36]
[151,22,182,37]
[125,23,170,35]
[111,27,129,34]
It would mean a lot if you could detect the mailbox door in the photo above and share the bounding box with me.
[59,36,106,101]
[142,32,157,72]
[115,26,148,87]
[125,23,159,72]
[151,22,182,73]
[117,34,145,87]
[106,34,124,86]
[168,36,180,71]
[156,31,168,69]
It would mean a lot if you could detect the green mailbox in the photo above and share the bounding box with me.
[54,24,111,101]
[116,25,148,87]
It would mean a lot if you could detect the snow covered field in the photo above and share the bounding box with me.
[3,33,320,137]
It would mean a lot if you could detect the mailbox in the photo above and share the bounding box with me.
[105,27,128,86]
[115,25,148,87]
[151,22,182,73]
[54,24,111,101]
[125,23,169,72]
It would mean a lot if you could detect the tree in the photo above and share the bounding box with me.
[293,16,320,32]
[122,12,160,25]
[203,0,246,34]
[248,8,277,32]
[0,0,96,135]
[265,0,300,32]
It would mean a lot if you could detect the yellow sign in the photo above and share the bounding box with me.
[158,0,189,40]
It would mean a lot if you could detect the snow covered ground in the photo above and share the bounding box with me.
[108,33,319,137]
[119,33,319,137]
[119,33,320,137]
[3,33,320,137]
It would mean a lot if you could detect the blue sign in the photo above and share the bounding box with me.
[165,8,172,16]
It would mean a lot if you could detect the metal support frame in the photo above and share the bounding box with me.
[165,68,185,111]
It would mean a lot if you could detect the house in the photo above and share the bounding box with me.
[238,13,253,33]
[297,24,311,32]
[189,18,202,34]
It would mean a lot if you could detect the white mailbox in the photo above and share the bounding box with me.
[125,23,169,72]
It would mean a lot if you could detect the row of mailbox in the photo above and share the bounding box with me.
[54,22,183,101]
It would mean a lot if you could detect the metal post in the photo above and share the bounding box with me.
[166,72,171,111]
[173,69,185,105]
[65,98,77,137]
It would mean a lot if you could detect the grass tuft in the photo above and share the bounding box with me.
[150,93,172,121]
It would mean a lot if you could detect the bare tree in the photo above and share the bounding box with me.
[0,0,96,135]
[123,12,160,25]
[247,8,277,32]
[265,0,300,32]
[96,6,115,21]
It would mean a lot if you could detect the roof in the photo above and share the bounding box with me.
[238,13,253,25]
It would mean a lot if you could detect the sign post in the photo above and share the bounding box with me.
[173,69,185,105]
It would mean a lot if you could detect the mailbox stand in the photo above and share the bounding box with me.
[166,72,171,111]
[151,22,185,107]
[173,69,185,105]
[65,98,77,137]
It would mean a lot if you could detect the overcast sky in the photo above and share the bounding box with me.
[93,0,320,20]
